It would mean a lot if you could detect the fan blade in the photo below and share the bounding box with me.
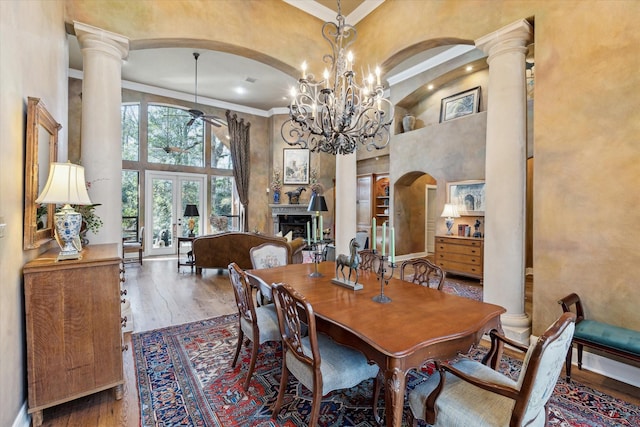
[186,116,196,128]
[203,115,228,127]
[202,117,222,128]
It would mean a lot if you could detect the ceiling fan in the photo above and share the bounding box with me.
[186,52,227,128]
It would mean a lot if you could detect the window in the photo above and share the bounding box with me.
[147,104,204,167]
[210,176,239,232]
[121,103,140,161]
[212,134,232,169]
[122,169,140,240]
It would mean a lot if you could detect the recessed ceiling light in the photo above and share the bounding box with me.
[466,65,473,72]
[427,84,434,90]
[235,87,246,95]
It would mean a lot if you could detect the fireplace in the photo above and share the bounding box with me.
[270,204,312,237]
[279,214,312,239]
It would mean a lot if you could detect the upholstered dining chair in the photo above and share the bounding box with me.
[228,262,281,390]
[271,282,381,427]
[122,226,144,265]
[358,249,378,273]
[400,258,445,290]
[249,242,289,304]
[408,312,576,427]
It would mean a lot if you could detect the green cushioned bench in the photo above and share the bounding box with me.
[558,293,640,382]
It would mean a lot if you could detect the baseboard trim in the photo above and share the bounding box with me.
[12,401,30,427]
[572,349,640,388]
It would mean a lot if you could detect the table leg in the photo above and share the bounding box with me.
[384,366,406,427]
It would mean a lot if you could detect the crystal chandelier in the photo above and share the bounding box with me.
[281,0,394,155]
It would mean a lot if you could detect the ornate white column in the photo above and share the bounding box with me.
[74,22,129,246]
[335,153,357,255]
[476,20,533,342]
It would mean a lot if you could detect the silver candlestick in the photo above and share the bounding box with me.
[372,251,395,303]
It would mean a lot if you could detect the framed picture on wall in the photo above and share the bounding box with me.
[440,86,481,122]
[447,180,485,216]
[283,148,309,185]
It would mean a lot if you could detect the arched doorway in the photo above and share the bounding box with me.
[394,171,438,258]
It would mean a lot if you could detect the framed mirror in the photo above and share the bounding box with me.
[24,97,60,250]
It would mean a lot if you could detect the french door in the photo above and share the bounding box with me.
[145,171,206,256]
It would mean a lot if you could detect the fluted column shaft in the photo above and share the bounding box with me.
[335,153,357,255]
[476,20,533,342]
[74,22,129,246]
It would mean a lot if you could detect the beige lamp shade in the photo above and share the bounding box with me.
[440,203,460,218]
[35,162,92,206]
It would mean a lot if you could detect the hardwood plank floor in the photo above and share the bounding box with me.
[37,257,639,426]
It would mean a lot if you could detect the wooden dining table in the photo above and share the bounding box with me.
[247,261,505,427]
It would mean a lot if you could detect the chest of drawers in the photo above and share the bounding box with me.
[434,235,484,281]
[23,243,124,426]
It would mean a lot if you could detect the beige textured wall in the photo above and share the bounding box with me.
[0,1,68,425]
[60,0,639,342]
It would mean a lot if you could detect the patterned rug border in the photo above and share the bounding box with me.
[132,312,640,427]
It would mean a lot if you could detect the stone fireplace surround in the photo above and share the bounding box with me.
[270,204,312,239]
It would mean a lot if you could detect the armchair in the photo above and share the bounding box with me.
[408,312,576,426]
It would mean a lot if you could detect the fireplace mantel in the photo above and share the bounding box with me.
[270,204,310,235]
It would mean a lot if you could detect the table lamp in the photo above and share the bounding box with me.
[184,204,199,237]
[441,203,460,236]
[308,193,328,239]
[35,162,92,260]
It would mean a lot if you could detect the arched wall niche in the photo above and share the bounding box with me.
[394,171,437,257]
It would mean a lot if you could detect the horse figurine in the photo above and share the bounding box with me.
[285,186,306,204]
[336,238,361,284]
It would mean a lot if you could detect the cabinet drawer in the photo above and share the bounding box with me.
[435,251,481,266]
[436,243,482,256]
[436,260,483,277]
[436,236,482,247]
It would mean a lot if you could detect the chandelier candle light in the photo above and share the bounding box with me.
[281,0,394,155]
[371,218,396,303]
[35,162,93,261]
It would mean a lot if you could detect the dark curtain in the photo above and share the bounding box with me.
[226,110,250,231]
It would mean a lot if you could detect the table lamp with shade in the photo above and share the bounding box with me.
[184,204,199,237]
[35,162,92,261]
[441,203,460,236]
[307,193,328,241]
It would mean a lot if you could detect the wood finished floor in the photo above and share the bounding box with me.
[38,256,640,427]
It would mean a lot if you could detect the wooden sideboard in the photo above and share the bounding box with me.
[23,243,125,426]
[434,235,484,281]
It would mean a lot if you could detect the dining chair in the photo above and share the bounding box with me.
[228,262,281,390]
[408,312,576,427]
[271,282,381,427]
[400,258,445,290]
[358,249,378,273]
[249,242,289,304]
[122,226,144,265]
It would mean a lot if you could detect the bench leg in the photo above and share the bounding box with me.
[565,343,573,382]
[577,343,584,370]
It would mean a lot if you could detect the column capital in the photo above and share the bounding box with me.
[73,21,129,60]
[475,19,533,60]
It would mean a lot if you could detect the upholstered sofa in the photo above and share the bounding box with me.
[192,232,305,274]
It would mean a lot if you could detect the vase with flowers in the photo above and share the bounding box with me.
[69,203,103,246]
[271,168,282,204]
[310,168,323,195]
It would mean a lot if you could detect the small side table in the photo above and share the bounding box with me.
[177,236,195,272]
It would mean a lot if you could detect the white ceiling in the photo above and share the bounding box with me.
[67,0,476,115]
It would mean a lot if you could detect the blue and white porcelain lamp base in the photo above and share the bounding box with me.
[445,218,455,235]
[54,204,83,261]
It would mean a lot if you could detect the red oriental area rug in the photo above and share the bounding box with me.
[132,313,639,426]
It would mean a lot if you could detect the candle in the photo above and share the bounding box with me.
[319,215,323,239]
[347,51,353,71]
[372,217,376,251]
[390,227,395,263]
[306,221,311,242]
[313,217,317,243]
[301,61,307,79]
[266,187,270,194]
[324,68,330,88]
[382,222,386,256]
[375,66,381,85]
